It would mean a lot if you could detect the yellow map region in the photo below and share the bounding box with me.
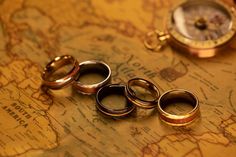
[0,0,236,157]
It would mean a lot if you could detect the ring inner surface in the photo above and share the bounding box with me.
[160,91,196,115]
[44,57,75,81]
[97,85,132,113]
[128,80,159,102]
[76,63,109,85]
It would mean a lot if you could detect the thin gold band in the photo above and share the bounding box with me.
[125,78,160,109]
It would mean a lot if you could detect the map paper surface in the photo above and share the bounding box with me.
[0,0,236,156]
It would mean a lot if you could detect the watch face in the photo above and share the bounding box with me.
[171,0,232,41]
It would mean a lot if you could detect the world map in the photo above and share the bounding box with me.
[0,0,236,156]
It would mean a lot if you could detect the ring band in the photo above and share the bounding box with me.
[157,89,200,126]
[73,60,111,95]
[96,84,135,117]
[125,78,160,109]
[42,55,80,89]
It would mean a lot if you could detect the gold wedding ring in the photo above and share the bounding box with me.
[157,89,200,126]
[42,55,80,90]
[73,60,111,95]
[125,78,160,109]
[96,84,135,117]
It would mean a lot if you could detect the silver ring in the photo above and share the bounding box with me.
[96,84,135,117]
[73,60,111,94]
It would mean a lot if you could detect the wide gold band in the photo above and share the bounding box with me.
[41,55,80,90]
[157,89,200,126]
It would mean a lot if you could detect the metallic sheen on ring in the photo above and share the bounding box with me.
[96,84,135,117]
[157,89,200,126]
[125,78,160,109]
[73,60,111,95]
[42,55,80,90]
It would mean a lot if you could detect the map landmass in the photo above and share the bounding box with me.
[0,0,236,156]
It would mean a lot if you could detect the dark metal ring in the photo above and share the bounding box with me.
[96,84,135,117]
[125,78,160,109]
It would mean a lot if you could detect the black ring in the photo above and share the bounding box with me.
[96,84,135,117]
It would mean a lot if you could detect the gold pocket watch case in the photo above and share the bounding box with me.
[145,0,236,58]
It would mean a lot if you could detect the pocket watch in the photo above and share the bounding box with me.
[144,0,236,58]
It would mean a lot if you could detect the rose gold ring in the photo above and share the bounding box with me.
[42,55,80,90]
[157,89,200,126]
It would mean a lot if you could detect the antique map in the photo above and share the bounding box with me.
[0,0,236,156]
